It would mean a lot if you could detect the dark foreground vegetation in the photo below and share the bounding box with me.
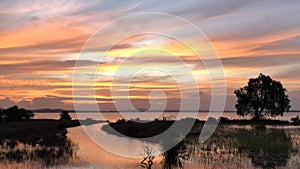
[0,106,103,167]
[103,117,300,169]
[0,103,299,168]
[0,120,78,166]
[105,117,299,138]
[0,123,76,166]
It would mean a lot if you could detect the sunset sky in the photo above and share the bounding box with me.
[1,0,300,111]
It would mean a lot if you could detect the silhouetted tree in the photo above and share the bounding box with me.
[0,109,3,121]
[234,74,290,120]
[2,105,34,121]
[60,111,71,120]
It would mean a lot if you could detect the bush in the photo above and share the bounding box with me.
[60,111,71,120]
[1,105,34,121]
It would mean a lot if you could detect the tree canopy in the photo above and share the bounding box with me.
[234,74,291,120]
[1,105,34,121]
[60,111,71,120]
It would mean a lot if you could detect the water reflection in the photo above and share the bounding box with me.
[0,126,77,166]
[236,129,292,169]
[103,120,299,169]
[162,127,296,169]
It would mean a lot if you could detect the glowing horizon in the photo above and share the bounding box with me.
[1,0,300,110]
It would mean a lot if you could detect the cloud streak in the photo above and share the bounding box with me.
[0,0,300,110]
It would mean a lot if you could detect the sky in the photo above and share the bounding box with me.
[0,0,300,111]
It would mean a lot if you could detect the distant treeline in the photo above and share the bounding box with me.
[0,106,34,121]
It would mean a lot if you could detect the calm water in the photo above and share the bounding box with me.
[31,112,300,169]
[35,111,300,121]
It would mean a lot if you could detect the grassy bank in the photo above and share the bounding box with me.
[103,118,299,169]
[104,117,299,139]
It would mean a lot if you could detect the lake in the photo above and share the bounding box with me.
[30,112,300,169]
[35,111,300,121]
